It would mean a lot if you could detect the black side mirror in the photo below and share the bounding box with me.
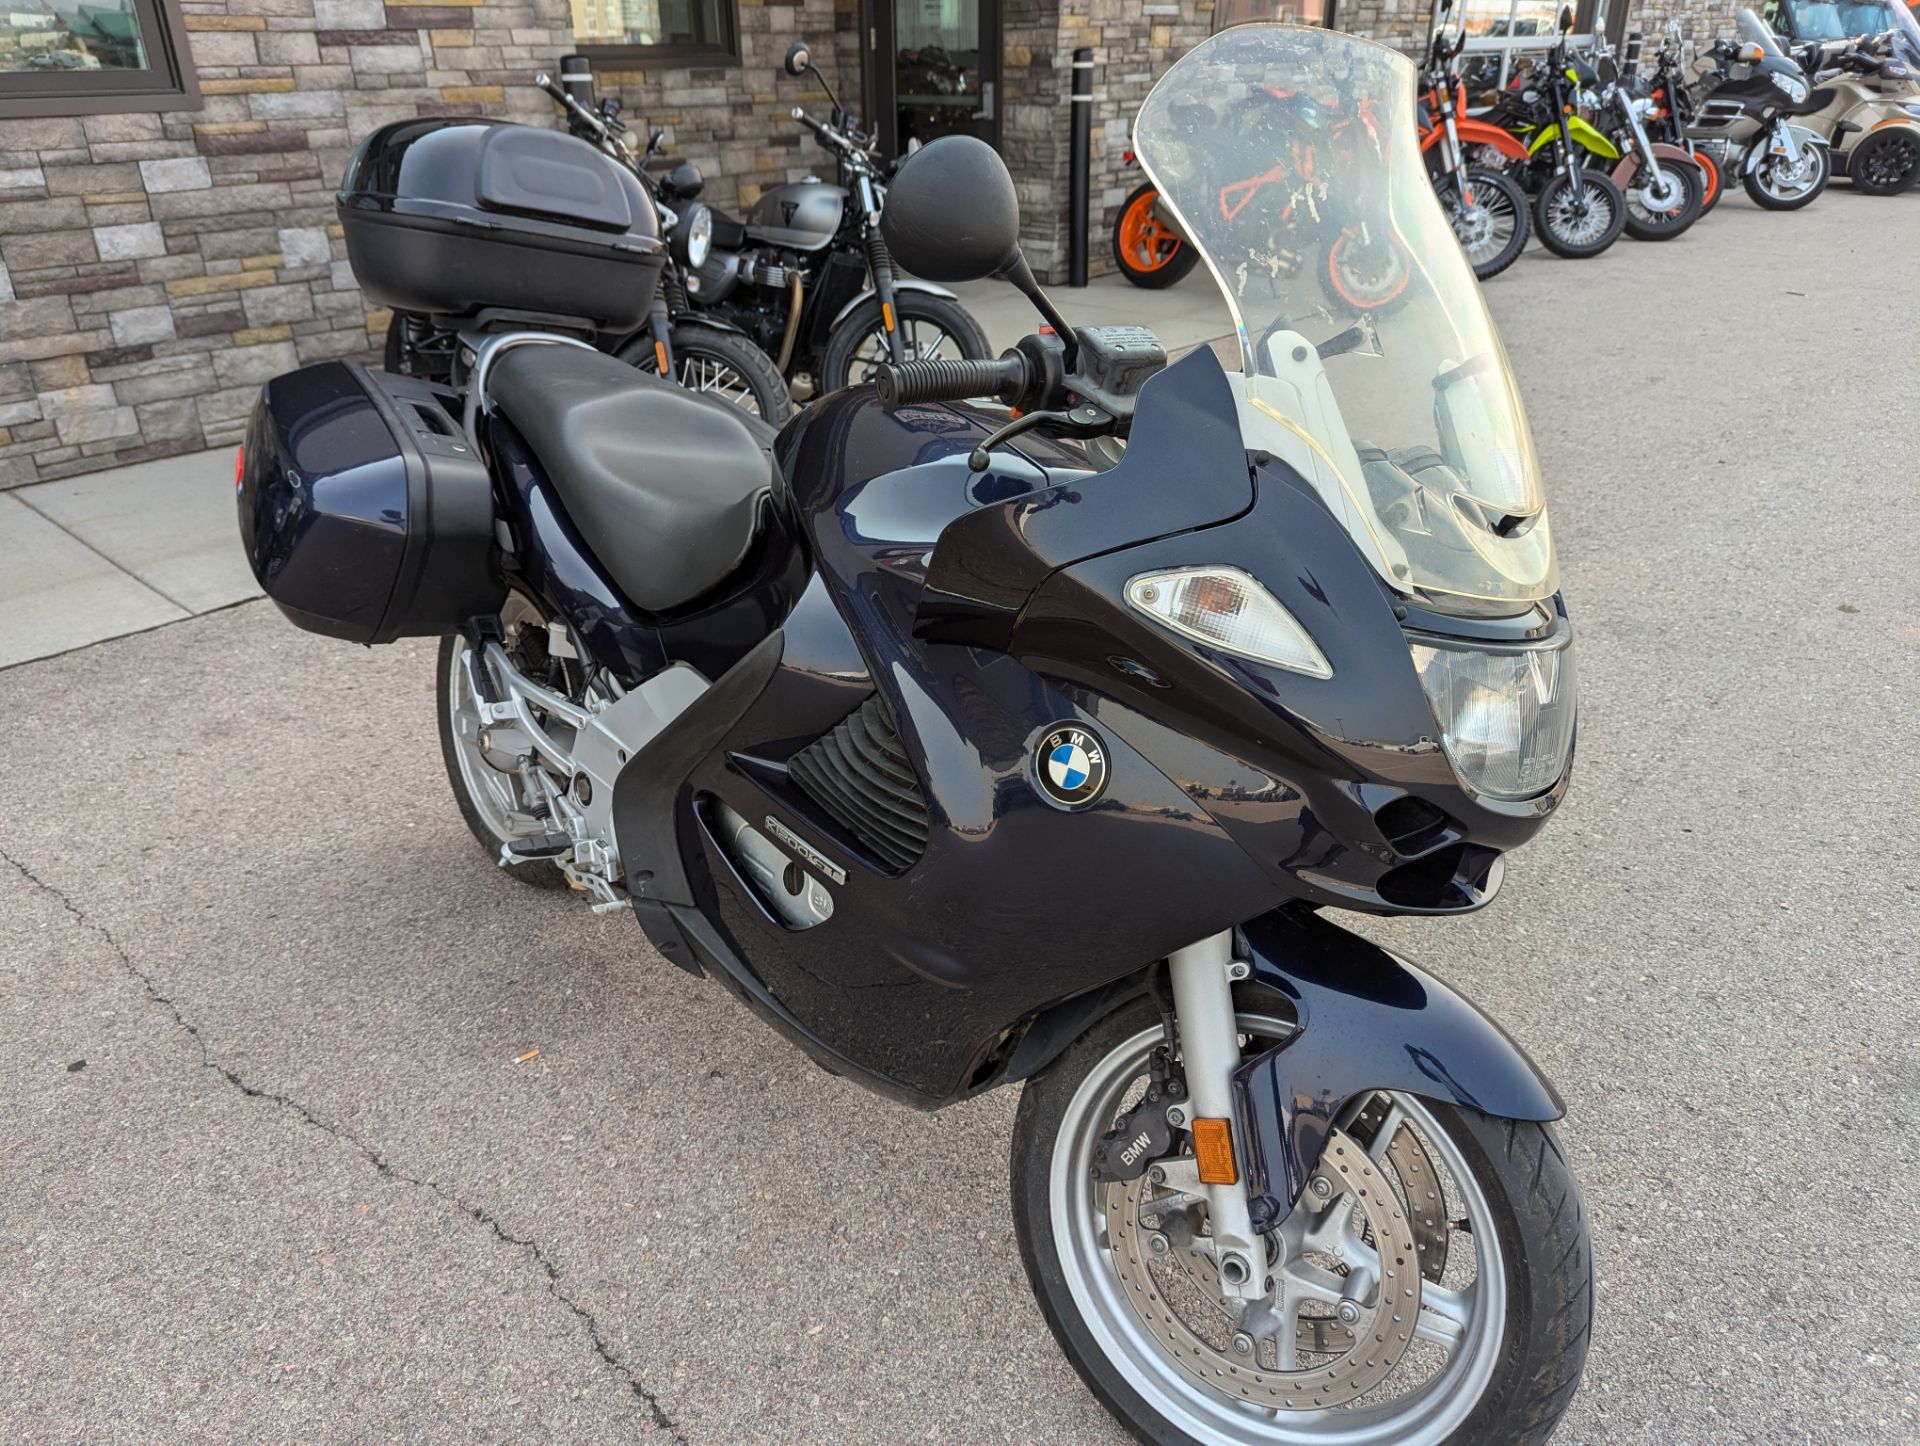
[784,42,810,77]
[1559,6,1575,32]
[881,136,1020,282]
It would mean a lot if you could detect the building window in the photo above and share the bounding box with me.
[1213,0,1337,28]
[569,0,741,66]
[0,0,198,118]
[1452,0,1615,93]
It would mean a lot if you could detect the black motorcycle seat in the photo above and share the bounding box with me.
[488,346,777,615]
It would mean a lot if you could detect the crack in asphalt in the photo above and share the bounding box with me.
[3,847,685,1441]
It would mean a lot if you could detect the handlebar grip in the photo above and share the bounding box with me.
[874,355,1027,410]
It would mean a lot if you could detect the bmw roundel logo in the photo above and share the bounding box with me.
[1035,723,1109,809]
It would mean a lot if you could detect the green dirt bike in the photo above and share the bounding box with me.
[1479,8,1629,257]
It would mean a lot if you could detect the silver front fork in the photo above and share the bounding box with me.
[1168,930,1266,1303]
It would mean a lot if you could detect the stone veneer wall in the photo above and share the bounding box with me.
[0,0,857,488]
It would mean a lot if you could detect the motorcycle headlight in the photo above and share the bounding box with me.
[1126,567,1332,679]
[1771,72,1808,103]
[1409,636,1576,800]
[672,202,713,269]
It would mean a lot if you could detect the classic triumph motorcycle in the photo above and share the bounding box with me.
[242,24,1590,1443]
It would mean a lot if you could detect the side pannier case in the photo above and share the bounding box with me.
[236,362,503,644]
[337,118,664,335]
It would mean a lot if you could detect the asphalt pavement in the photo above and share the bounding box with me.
[2,187,1917,1442]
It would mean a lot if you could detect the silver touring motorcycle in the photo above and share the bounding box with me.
[240,23,1592,1445]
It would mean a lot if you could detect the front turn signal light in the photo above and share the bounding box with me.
[1192,1117,1238,1185]
[1126,566,1332,679]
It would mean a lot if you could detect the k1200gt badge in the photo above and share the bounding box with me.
[1034,724,1109,809]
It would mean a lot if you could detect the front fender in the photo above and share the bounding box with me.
[1564,115,1621,159]
[826,278,960,330]
[1230,907,1563,1231]
[1453,117,1531,160]
[1610,140,1700,189]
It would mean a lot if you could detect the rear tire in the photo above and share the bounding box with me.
[1847,129,1920,196]
[1011,988,1594,1445]
[618,324,791,422]
[819,292,991,393]
[1112,182,1199,289]
[1742,142,1830,210]
[1620,156,1703,241]
[1533,170,1626,258]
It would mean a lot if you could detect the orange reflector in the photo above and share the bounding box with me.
[881,301,896,332]
[233,446,245,491]
[1192,1118,1238,1185]
[654,340,670,372]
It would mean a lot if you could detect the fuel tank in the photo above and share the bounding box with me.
[745,181,847,251]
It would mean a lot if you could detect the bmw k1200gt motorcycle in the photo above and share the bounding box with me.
[239,24,1590,1442]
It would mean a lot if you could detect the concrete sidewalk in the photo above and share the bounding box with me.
[0,269,1228,673]
[0,448,259,670]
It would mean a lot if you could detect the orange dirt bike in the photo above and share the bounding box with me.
[1421,3,1531,278]
[1112,149,1199,288]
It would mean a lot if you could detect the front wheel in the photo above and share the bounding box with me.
[1743,140,1830,210]
[1443,166,1531,280]
[1113,181,1200,288]
[1012,990,1593,1445]
[819,292,991,392]
[1619,156,1703,241]
[618,323,792,422]
[1847,128,1920,196]
[1533,169,1626,258]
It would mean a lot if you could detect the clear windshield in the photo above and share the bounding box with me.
[1134,24,1556,613]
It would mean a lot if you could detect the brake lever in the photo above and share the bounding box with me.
[966,403,1113,473]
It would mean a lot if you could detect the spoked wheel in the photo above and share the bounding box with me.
[1320,227,1413,311]
[1443,167,1530,280]
[619,325,791,422]
[818,292,991,392]
[1533,170,1626,258]
[435,592,584,888]
[1013,990,1592,1444]
[1848,129,1920,196]
[1114,181,1200,288]
[1619,157,1703,241]
[1743,142,1830,210]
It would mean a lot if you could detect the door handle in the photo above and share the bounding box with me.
[971,81,995,121]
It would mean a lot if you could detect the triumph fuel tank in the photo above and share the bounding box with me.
[745,181,846,250]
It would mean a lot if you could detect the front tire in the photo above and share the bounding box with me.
[1533,169,1626,258]
[819,292,991,392]
[1445,166,1531,280]
[617,323,792,422]
[1743,141,1830,210]
[1620,156,1703,241]
[1113,182,1200,289]
[1012,990,1593,1445]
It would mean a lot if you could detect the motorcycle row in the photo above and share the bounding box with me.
[1118,3,1920,288]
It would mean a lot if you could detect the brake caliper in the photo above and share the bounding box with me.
[1090,1045,1187,1182]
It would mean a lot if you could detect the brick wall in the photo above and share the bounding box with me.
[0,0,857,489]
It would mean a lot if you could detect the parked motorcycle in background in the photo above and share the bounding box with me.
[1689,9,1834,209]
[1422,0,1532,278]
[1785,28,1920,194]
[1640,22,1726,212]
[245,22,1592,1444]
[1580,30,1707,239]
[1482,7,1631,257]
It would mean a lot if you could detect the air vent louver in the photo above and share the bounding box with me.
[787,695,930,872]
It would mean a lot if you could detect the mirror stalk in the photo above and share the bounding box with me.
[997,251,1079,369]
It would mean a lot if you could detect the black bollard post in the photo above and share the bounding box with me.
[1069,46,1093,288]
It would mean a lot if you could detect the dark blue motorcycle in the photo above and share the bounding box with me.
[241,24,1591,1442]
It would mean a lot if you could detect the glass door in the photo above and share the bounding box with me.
[874,0,999,157]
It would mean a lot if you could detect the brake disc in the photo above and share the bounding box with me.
[1301,1101,1450,1354]
[1108,1128,1422,1410]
